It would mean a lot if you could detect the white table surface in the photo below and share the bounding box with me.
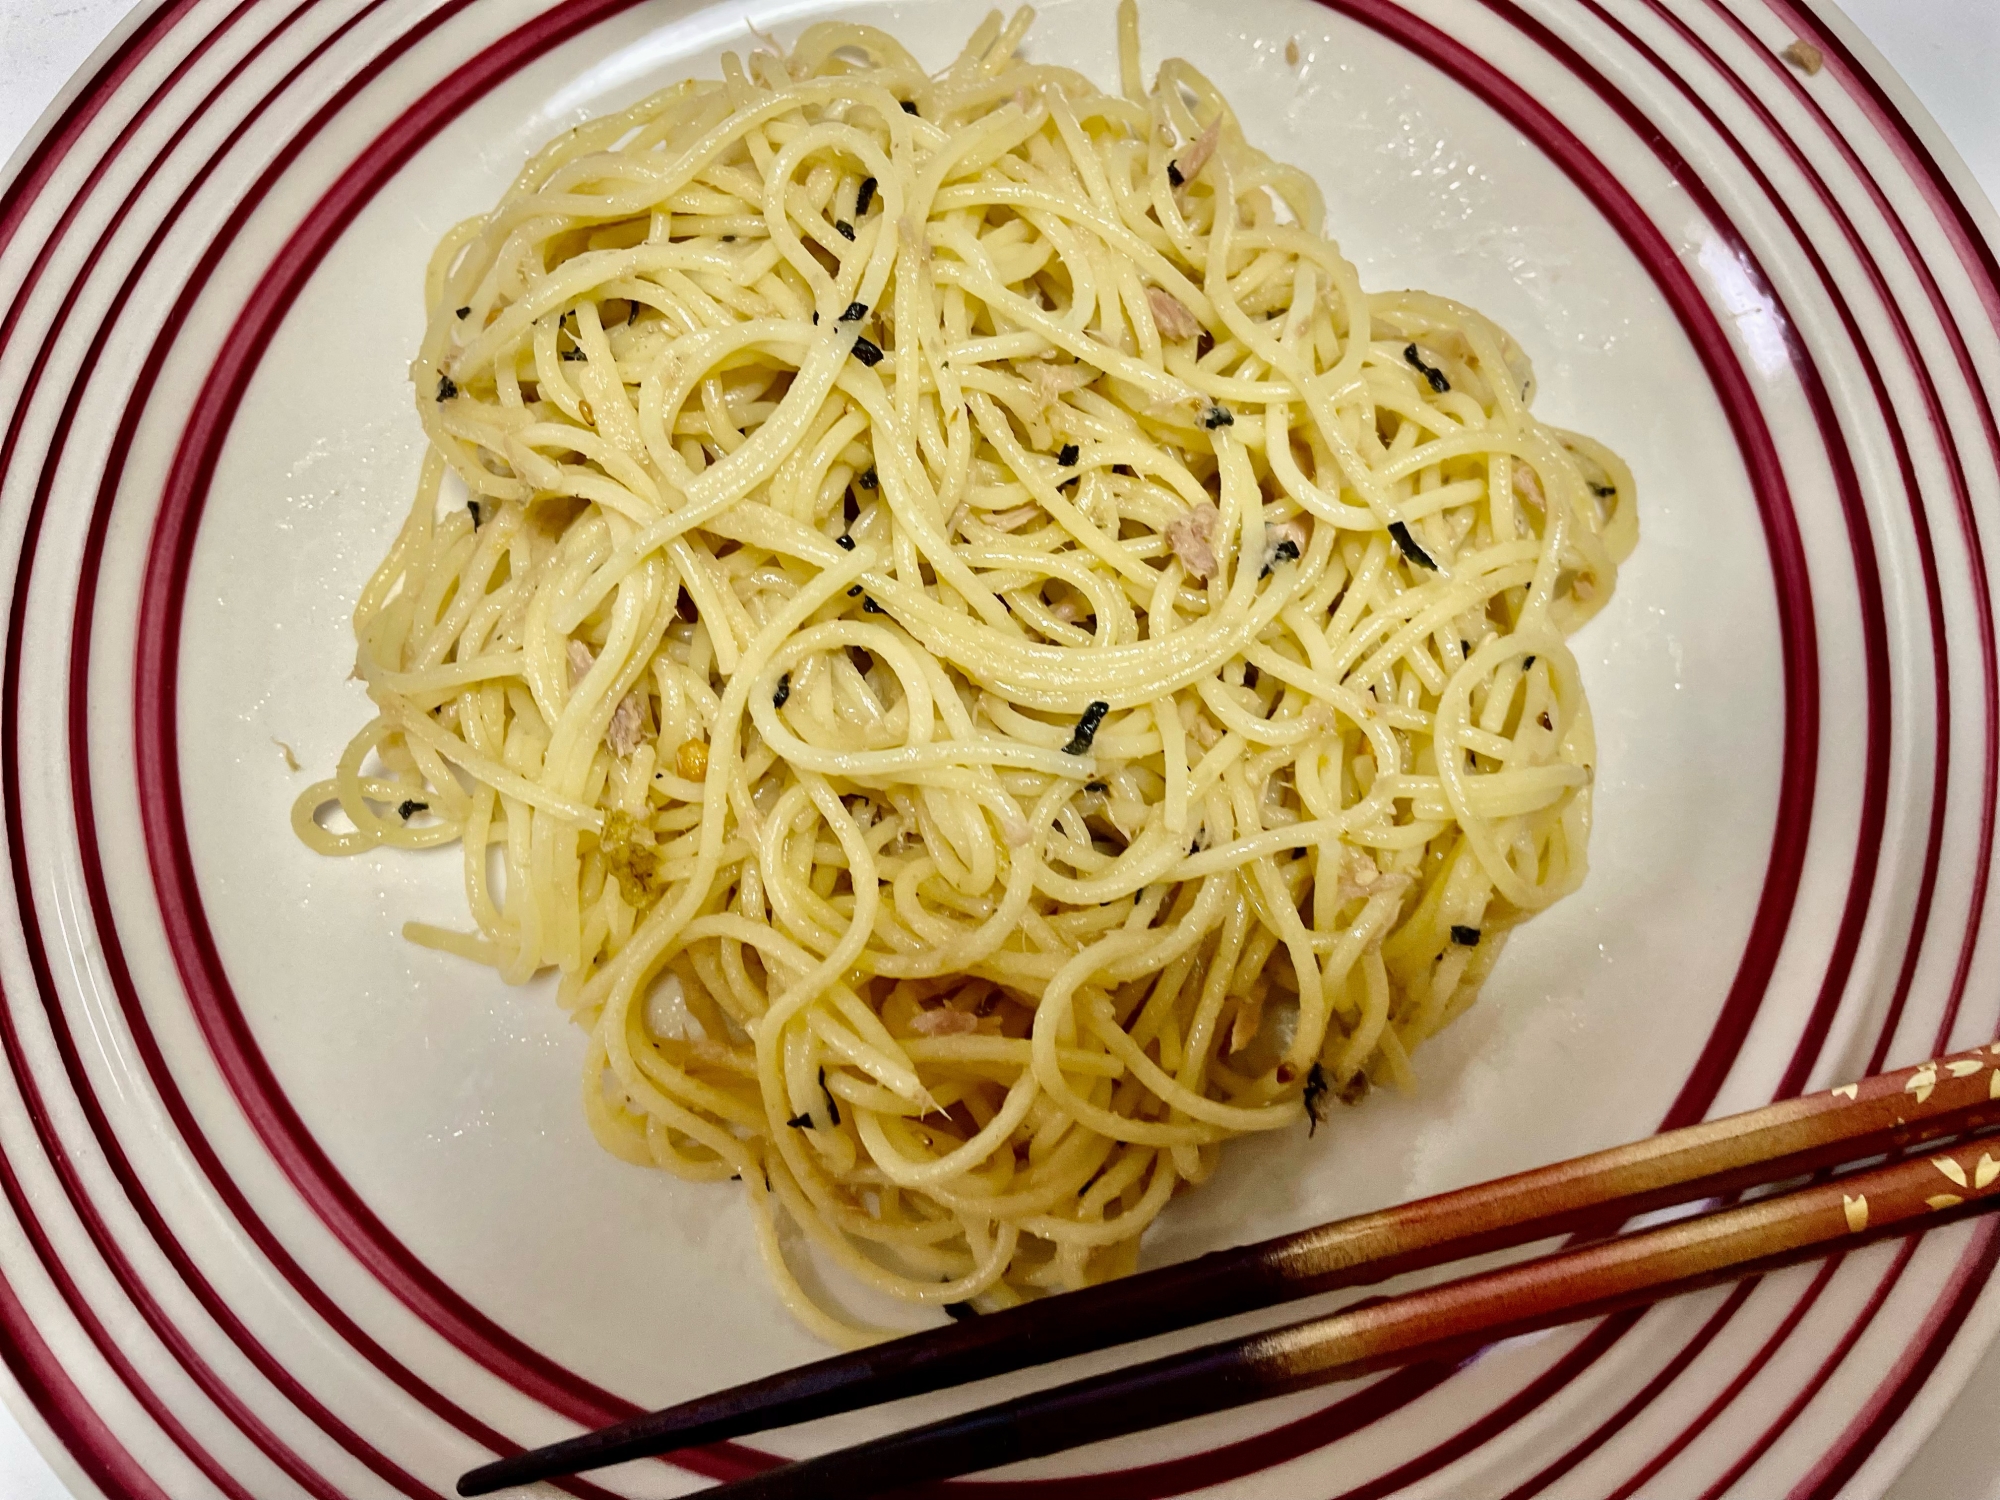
[0,1,1995,1496]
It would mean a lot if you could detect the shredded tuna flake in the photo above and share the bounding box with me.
[1146,286,1201,341]
[1168,502,1220,579]
[607,694,645,757]
[909,1008,980,1036]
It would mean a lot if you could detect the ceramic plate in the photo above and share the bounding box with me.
[1,0,1996,1494]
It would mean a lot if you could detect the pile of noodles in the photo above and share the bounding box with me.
[296,2,1635,1341]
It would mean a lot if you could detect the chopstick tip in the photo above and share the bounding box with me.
[455,1463,506,1497]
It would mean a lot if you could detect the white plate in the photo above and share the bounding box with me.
[1,0,1997,1495]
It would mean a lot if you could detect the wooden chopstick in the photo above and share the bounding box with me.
[456,1044,2000,1497]
[633,1138,2000,1500]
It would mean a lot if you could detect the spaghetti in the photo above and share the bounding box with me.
[295,2,1636,1341]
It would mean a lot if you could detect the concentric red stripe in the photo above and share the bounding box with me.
[0,0,203,266]
[0,0,264,467]
[1520,3,2000,1488]
[0,1261,170,1500]
[0,0,196,1453]
[1327,1312,1647,1500]
[1751,11,2000,1492]
[1616,7,2000,1490]
[1738,2,2000,1064]
[1425,0,2000,1487]
[1448,0,1976,1488]
[10,0,459,1492]
[1705,1236,1918,1500]
[0,2,447,1496]
[5,0,803,1496]
[1438,0,1839,1127]
[118,0,696,1470]
[1603,1257,1847,1499]
[1794,1218,2000,1500]
[37,2,675,1494]
[6,0,757,1489]
[1498,1278,1771,1500]
[1773,3,2000,341]
[1297,0,1904,1481]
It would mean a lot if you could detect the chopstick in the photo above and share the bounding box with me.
[457,1044,2000,1497]
[676,1133,2000,1500]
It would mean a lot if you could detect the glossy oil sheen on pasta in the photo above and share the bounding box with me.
[295,2,1636,1342]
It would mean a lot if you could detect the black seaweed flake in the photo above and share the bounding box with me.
[943,1302,978,1321]
[851,336,885,367]
[1539,710,1554,730]
[848,584,864,596]
[786,1113,813,1129]
[1084,780,1108,794]
[840,301,870,323]
[466,499,482,528]
[859,467,878,489]
[1167,160,1185,187]
[835,219,856,241]
[836,533,856,550]
[1403,343,1450,394]
[1523,655,1537,668]
[560,347,585,361]
[1451,924,1482,947]
[397,799,427,820]
[818,1067,841,1126]
[772,672,791,709]
[1589,481,1616,499]
[435,373,457,401]
[1195,330,1215,359]
[1260,538,1300,578]
[1303,1063,1330,1136]
[454,305,470,319]
[857,176,878,215]
[1063,700,1111,755]
[1202,404,1234,430]
[812,311,820,325]
[1057,442,1079,467]
[901,99,919,114]
[1388,521,1437,571]
[862,596,886,614]
[629,300,641,324]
